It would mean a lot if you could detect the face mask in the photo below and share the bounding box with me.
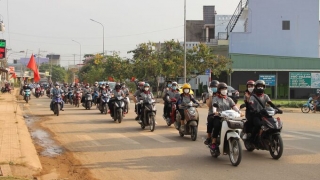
[55,86,59,88]
[172,86,176,90]
[102,86,105,88]
[184,89,190,93]
[168,84,172,88]
[248,87,254,93]
[86,86,89,88]
[256,88,264,94]
[211,87,217,93]
[220,89,227,96]
[144,88,149,91]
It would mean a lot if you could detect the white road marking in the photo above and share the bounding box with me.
[77,135,101,146]
[140,133,175,143]
[108,133,140,145]
[281,133,310,140]
[285,131,320,138]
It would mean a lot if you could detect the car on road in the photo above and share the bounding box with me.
[201,86,239,104]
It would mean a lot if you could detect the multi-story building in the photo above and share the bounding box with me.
[226,0,320,98]
[46,54,60,66]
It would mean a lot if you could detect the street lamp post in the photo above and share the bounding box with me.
[90,19,105,57]
[71,40,82,66]
[184,0,187,83]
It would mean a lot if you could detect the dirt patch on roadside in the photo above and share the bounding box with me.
[30,117,97,180]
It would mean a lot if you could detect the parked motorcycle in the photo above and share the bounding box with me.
[1,86,11,94]
[83,92,92,110]
[240,106,283,160]
[175,102,199,141]
[301,97,320,113]
[99,92,110,114]
[24,89,31,103]
[209,105,244,166]
[111,96,125,123]
[74,91,81,107]
[138,98,157,132]
[52,94,63,116]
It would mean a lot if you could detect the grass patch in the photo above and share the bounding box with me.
[272,99,306,108]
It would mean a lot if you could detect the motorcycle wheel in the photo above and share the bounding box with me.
[269,134,283,160]
[141,123,145,129]
[149,115,155,132]
[86,101,91,110]
[26,97,29,103]
[191,126,197,141]
[244,140,255,152]
[118,109,123,123]
[229,138,242,166]
[301,105,310,113]
[55,104,60,116]
[179,131,184,137]
[167,121,172,126]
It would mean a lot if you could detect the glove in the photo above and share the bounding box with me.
[277,109,283,114]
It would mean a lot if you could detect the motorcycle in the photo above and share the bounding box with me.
[164,97,177,126]
[67,90,74,105]
[240,106,283,160]
[123,94,130,113]
[1,86,11,94]
[74,91,81,107]
[83,92,92,110]
[62,91,68,104]
[92,91,99,105]
[111,96,125,123]
[209,105,244,166]
[138,98,157,132]
[24,89,31,103]
[99,92,110,114]
[52,94,63,116]
[301,97,320,113]
[175,102,199,141]
[40,87,45,97]
[46,88,51,98]
[34,88,41,98]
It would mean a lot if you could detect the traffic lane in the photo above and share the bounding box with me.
[26,97,320,180]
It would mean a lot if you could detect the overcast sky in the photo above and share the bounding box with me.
[0,0,319,67]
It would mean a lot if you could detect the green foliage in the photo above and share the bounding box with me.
[272,100,305,108]
[39,64,67,83]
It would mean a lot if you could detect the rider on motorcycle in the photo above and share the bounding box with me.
[109,83,125,118]
[242,80,255,139]
[121,83,130,113]
[138,83,154,123]
[210,82,242,150]
[176,83,199,132]
[248,80,282,143]
[162,80,173,119]
[22,83,32,98]
[92,81,100,104]
[163,81,180,122]
[134,81,145,120]
[81,83,92,103]
[204,80,219,145]
[50,83,64,111]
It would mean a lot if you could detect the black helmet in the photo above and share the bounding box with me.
[115,83,121,89]
[210,80,219,87]
[217,82,228,92]
[255,80,266,88]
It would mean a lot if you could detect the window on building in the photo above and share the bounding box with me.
[282,21,290,30]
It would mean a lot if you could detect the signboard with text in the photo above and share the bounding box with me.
[289,72,311,88]
[259,75,276,86]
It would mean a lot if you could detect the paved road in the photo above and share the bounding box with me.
[26,96,320,180]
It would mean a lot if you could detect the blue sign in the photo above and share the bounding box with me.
[259,75,276,86]
[205,69,211,75]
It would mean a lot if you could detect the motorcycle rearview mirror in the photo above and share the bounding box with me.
[240,104,246,109]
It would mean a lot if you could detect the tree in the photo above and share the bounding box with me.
[39,64,67,83]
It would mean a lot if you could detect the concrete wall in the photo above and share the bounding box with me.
[229,0,319,58]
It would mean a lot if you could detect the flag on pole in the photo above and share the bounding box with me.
[26,54,41,82]
[10,73,17,79]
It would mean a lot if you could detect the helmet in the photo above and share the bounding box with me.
[246,80,255,87]
[144,83,150,87]
[172,81,177,86]
[94,81,98,86]
[115,83,121,89]
[138,82,145,87]
[210,80,219,87]
[255,80,266,88]
[217,82,228,91]
[182,83,191,90]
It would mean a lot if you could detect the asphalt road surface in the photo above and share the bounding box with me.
[26,96,320,180]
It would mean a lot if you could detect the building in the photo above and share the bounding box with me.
[226,0,320,99]
[46,54,60,66]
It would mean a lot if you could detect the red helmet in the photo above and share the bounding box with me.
[138,82,145,87]
[246,80,255,87]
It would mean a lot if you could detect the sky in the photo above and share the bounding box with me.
[0,0,319,67]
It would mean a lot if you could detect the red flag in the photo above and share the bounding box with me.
[11,73,17,79]
[34,70,41,82]
[130,77,136,82]
[27,54,38,72]
[108,77,114,82]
